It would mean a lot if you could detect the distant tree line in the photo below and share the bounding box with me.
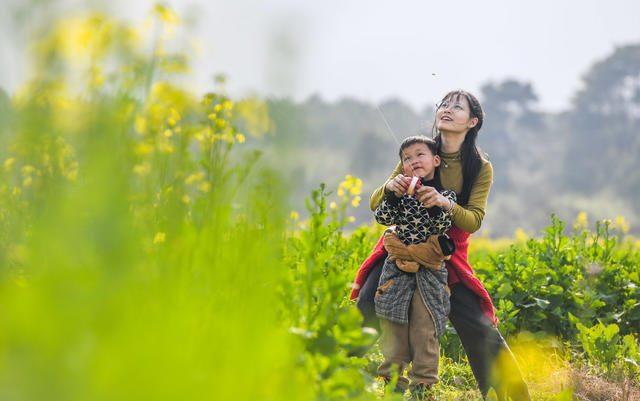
[261,45,640,236]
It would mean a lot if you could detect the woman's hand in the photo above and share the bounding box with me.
[385,174,410,197]
[415,185,450,209]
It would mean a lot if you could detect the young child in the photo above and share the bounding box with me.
[374,135,455,399]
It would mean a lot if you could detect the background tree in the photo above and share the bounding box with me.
[565,45,640,200]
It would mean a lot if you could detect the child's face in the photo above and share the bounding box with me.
[401,143,440,179]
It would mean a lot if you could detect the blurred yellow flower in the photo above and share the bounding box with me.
[222,100,233,110]
[66,169,78,181]
[22,176,33,187]
[208,113,217,120]
[21,165,35,176]
[329,202,337,210]
[337,188,345,197]
[214,104,222,113]
[133,163,151,176]
[290,211,299,221]
[153,4,180,25]
[214,118,226,129]
[236,133,246,143]
[181,195,191,204]
[153,232,166,244]
[574,211,588,229]
[347,216,356,223]
[514,228,528,244]
[234,98,271,137]
[134,115,147,135]
[351,196,361,208]
[614,216,630,234]
[4,158,15,171]
[159,144,174,153]
[134,142,153,156]
[163,129,173,137]
[350,178,362,195]
[185,172,203,184]
[199,181,211,193]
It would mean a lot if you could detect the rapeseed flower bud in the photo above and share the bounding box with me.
[153,232,166,244]
[4,158,15,171]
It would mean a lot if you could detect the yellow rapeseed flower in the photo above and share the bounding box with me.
[159,144,174,153]
[153,4,180,25]
[185,172,203,184]
[66,169,78,181]
[290,211,299,220]
[133,163,151,176]
[347,216,356,223]
[350,178,362,195]
[236,133,245,143]
[199,181,211,193]
[214,104,222,113]
[153,232,166,244]
[134,142,154,156]
[222,100,233,110]
[514,228,528,244]
[4,158,15,171]
[337,188,345,197]
[22,176,33,187]
[234,98,271,138]
[330,202,337,210]
[208,113,217,120]
[182,195,191,204]
[351,196,361,208]
[134,115,147,135]
[574,211,588,230]
[164,129,173,137]
[214,118,226,129]
[21,165,35,176]
[614,216,630,234]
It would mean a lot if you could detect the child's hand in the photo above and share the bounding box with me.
[415,186,449,208]
[385,174,410,197]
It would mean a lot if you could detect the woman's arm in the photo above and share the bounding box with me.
[369,162,403,211]
[450,161,492,233]
[373,161,493,233]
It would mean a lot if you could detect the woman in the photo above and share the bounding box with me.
[352,89,531,400]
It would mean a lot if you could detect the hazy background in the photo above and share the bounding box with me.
[3,0,640,235]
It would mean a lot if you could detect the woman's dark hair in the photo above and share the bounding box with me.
[432,89,485,205]
[398,135,442,186]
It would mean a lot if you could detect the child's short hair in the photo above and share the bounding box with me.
[398,136,438,160]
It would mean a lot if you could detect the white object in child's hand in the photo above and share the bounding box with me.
[406,176,419,196]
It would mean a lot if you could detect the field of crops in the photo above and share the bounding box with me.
[0,6,638,401]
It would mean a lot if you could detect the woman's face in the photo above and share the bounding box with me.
[436,94,478,135]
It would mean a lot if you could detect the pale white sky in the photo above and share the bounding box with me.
[3,0,640,112]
